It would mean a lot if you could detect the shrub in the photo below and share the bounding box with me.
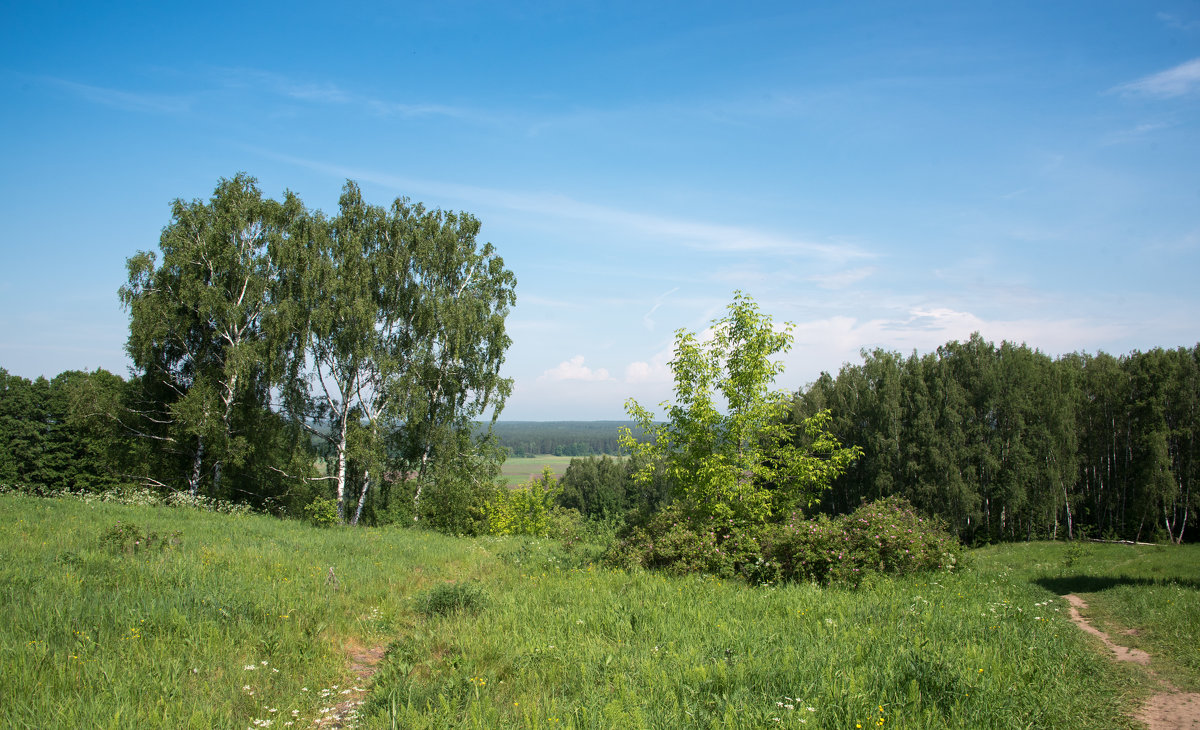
[302,497,340,527]
[607,496,961,586]
[605,503,763,579]
[763,496,962,584]
[486,468,559,536]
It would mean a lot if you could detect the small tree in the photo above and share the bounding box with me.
[620,292,860,524]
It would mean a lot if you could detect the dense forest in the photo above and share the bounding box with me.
[789,336,1198,544]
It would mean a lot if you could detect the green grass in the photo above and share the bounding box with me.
[2,492,1196,728]
[500,455,580,486]
[978,540,1200,692]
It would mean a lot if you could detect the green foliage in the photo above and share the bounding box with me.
[758,496,963,585]
[611,496,962,585]
[302,496,340,528]
[280,181,516,524]
[487,467,559,536]
[556,454,627,519]
[417,581,489,618]
[621,293,861,526]
[796,337,1200,545]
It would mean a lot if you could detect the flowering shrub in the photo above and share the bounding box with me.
[607,496,961,585]
[762,496,961,584]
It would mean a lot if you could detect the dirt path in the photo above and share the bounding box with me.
[312,643,387,729]
[1065,593,1200,730]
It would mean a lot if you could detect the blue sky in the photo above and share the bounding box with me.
[2,1,1198,419]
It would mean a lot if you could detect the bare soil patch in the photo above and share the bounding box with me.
[312,641,388,729]
[1065,593,1200,729]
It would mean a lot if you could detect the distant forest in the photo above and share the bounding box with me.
[485,421,648,457]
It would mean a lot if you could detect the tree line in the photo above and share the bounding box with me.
[790,335,1198,544]
[486,421,647,457]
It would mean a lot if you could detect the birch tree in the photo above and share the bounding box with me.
[120,174,298,496]
[281,182,515,524]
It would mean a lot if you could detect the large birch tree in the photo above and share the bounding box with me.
[280,182,515,524]
[120,174,299,496]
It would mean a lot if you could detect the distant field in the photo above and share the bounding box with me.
[499,455,578,486]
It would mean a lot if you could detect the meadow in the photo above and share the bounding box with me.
[500,456,579,486]
[1,492,1196,729]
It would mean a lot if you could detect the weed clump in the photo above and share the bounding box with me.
[99,520,181,554]
[417,581,488,618]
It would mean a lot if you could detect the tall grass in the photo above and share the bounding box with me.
[2,493,1195,728]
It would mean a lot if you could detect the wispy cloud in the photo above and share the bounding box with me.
[260,152,874,260]
[642,287,679,331]
[40,77,193,114]
[1157,12,1200,32]
[1113,57,1200,98]
[214,67,472,120]
[538,355,613,382]
[1102,120,1175,145]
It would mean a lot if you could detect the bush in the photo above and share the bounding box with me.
[302,497,340,527]
[604,503,763,579]
[763,497,962,584]
[486,468,558,536]
[607,496,961,586]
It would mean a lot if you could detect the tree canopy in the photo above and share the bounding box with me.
[116,174,515,523]
[620,292,861,524]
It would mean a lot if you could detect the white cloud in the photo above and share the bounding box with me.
[784,307,1133,382]
[215,67,471,118]
[624,346,674,384]
[538,355,612,382]
[1114,57,1200,98]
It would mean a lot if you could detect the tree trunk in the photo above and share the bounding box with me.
[213,372,238,494]
[1062,479,1074,540]
[352,470,370,526]
[188,436,205,496]
[335,416,348,522]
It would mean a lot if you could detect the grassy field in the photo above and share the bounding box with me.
[500,455,580,486]
[1,493,1196,728]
